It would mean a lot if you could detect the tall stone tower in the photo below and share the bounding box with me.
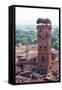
[37,18,52,75]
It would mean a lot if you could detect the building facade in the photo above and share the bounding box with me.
[37,18,52,75]
[16,18,53,76]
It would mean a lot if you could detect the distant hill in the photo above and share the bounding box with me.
[16,24,36,31]
[16,25,37,45]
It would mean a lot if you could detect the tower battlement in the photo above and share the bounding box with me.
[37,18,52,30]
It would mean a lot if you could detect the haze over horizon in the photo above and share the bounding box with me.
[16,7,59,28]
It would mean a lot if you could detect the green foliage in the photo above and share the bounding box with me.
[16,30,27,45]
[37,18,51,24]
[52,27,59,50]
[16,25,59,50]
[16,29,37,45]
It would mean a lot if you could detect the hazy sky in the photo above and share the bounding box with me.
[16,7,59,27]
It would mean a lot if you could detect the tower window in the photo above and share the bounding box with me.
[39,36,41,38]
[40,46,42,48]
[40,29,41,32]
[44,46,46,49]
[42,57,44,60]
[34,58,36,62]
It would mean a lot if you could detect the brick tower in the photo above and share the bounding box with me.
[37,18,52,75]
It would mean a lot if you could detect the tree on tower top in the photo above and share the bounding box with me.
[37,18,51,24]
